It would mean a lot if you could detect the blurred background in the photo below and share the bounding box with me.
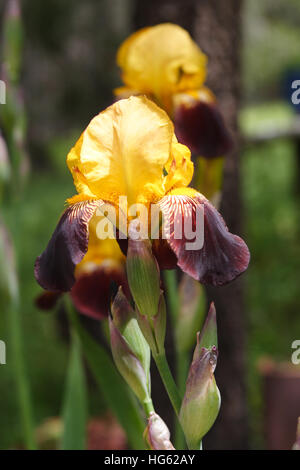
[0,0,300,450]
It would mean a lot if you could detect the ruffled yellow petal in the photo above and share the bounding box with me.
[116,24,207,111]
[167,186,199,198]
[67,95,174,207]
[164,137,194,193]
[67,134,98,199]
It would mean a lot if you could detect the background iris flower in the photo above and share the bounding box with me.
[115,23,233,161]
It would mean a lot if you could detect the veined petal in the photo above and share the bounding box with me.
[116,24,207,109]
[67,96,174,207]
[34,200,103,292]
[157,188,250,286]
[173,89,233,158]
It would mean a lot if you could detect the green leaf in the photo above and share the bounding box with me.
[65,298,146,450]
[61,332,87,450]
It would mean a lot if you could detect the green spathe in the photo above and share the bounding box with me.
[109,288,151,404]
[126,237,160,319]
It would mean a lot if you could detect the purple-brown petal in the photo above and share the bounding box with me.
[70,266,129,321]
[35,290,62,310]
[174,100,233,158]
[158,194,250,286]
[34,200,101,292]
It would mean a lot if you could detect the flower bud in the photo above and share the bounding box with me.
[144,412,175,450]
[179,303,220,449]
[126,229,160,319]
[196,302,217,352]
[109,288,151,404]
[175,274,206,353]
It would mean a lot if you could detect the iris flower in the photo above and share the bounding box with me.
[115,23,232,159]
[35,96,249,291]
[34,96,249,294]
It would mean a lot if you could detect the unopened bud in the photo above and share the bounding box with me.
[126,230,160,319]
[179,303,220,449]
[109,288,151,404]
[195,302,217,352]
[144,412,175,450]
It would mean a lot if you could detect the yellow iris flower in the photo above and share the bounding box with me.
[114,23,232,161]
[35,96,249,293]
[115,23,207,114]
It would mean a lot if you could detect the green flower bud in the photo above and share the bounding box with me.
[144,412,175,450]
[179,303,220,449]
[195,302,217,352]
[109,288,151,405]
[126,233,160,319]
[179,345,220,449]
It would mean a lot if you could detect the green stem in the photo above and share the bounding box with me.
[174,349,190,449]
[152,350,181,416]
[163,270,179,323]
[143,398,155,417]
[8,298,36,450]
[163,270,188,448]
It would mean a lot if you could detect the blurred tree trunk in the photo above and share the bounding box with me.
[134,0,249,450]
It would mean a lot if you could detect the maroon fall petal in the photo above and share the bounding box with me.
[35,290,62,311]
[152,238,178,270]
[70,266,129,320]
[34,200,101,292]
[174,100,233,158]
[158,194,250,286]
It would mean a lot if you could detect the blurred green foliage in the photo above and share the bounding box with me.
[243,0,300,101]
[241,102,300,448]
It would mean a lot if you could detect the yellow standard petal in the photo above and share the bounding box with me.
[67,95,174,208]
[164,136,194,193]
[116,23,207,111]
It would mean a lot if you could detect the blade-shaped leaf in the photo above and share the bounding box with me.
[61,332,87,450]
[66,298,145,449]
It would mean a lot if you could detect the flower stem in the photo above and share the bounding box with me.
[163,270,179,323]
[152,350,181,416]
[174,349,190,448]
[143,398,155,417]
[163,270,187,448]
